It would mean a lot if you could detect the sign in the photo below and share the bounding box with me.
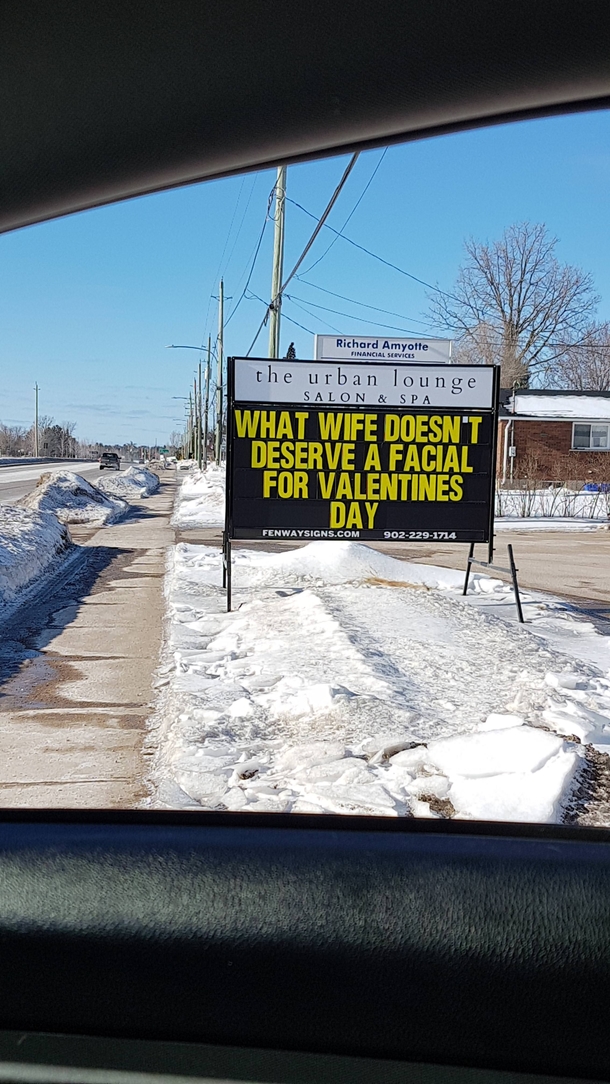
[314,334,452,364]
[227,358,499,544]
[234,359,492,409]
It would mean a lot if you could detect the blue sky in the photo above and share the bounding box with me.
[1,109,610,445]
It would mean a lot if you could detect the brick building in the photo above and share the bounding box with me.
[498,390,610,483]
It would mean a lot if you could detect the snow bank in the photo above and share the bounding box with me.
[98,465,159,500]
[172,465,225,528]
[0,504,71,610]
[148,541,610,821]
[21,470,127,525]
[496,489,608,521]
[174,539,503,592]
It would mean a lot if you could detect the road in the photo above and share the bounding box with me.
[0,460,105,503]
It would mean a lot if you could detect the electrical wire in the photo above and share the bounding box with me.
[295,277,430,326]
[301,149,387,276]
[286,196,454,298]
[225,183,276,328]
[277,153,359,298]
[287,296,342,334]
[286,293,428,336]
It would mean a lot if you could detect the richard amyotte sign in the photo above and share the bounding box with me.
[226,358,499,543]
[314,334,452,364]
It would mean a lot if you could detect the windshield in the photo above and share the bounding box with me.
[1,110,609,824]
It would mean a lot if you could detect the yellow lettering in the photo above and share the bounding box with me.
[442,445,460,472]
[280,442,294,469]
[460,446,473,473]
[367,473,380,499]
[307,442,323,469]
[400,415,415,442]
[277,471,292,498]
[404,445,420,472]
[415,416,429,442]
[437,474,449,501]
[324,442,341,469]
[399,474,410,500]
[318,472,335,499]
[470,416,482,443]
[341,444,355,470]
[351,413,364,438]
[294,441,308,469]
[450,475,463,501]
[354,474,366,500]
[330,501,346,527]
[421,445,437,472]
[266,441,280,468]
[263,470,277,497]
[336,473,353,500]
[380,474,397,500]
[365,502,378,528]
[419,475,436,500]
[443,416,460,443]
[276,411,293,439]
[295,412,309,439]
[364,414,377,441]
[235,409,260,438]
[346,502,363,529]
[319,413,343,440]
[251,441,266,467]
[293,471,308,498]
[389,444,404,471]
[384,415,400,441]
[428,416,443,442]
[260,411,276,438]
[343,414,352,440]
[364,443,381,471]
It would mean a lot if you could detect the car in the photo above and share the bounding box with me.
[99,452,120,471]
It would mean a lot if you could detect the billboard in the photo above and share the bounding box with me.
[314,334,452,364]
[227,358,499,544]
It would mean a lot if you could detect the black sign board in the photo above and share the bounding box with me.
[226,357,500,546]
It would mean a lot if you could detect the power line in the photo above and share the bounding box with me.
[225,184,276,327]
[294,277,431,327]
[277,153,359,297]
[302,148,388,276]
[287,296,342,334]
[286,196,453,298]
[287,293,429,336]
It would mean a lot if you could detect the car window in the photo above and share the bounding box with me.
[1,109,609,825]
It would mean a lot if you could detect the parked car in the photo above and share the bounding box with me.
[99,452,120,471]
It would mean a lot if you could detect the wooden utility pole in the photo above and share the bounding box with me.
[203,335,210,469]
[268,166,286,358]
[215,279,224,462]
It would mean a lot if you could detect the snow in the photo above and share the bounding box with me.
[513,394,610,419]
[172,465,225,528]
[496,517,607,531]
[147,539,610,822]
[21,470,128,525]
[98,465,160,499]
[496,489,608,523]
[0,504,71,612]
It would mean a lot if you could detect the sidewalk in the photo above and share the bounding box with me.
[0,477,176,806]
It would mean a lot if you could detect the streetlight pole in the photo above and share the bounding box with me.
[215,279,224,463]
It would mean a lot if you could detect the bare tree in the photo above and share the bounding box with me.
[0,422,28,457]
[429,223,599,386]
[548,321,610,391]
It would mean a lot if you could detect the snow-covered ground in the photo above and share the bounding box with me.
[0,504,72,612]
[98,465,159,500]
[148,537,610,823]
[21,470,128,525]
[172,465,225,528]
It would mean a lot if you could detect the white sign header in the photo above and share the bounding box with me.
[314,334,452,364]
[234,359,495,409]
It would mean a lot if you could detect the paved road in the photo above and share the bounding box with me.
[0,460,104,503]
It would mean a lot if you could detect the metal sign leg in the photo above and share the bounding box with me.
[463,542,475,596]
[226,538,232,613]
[507,544,524,623]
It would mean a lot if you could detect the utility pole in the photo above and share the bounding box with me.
[203,335,210,469]
[197,360,203,470]
[215,278,224,462]
[268,165,287,358]
[34,383,39,457]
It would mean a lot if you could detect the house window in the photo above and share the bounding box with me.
[572,423,610,449]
